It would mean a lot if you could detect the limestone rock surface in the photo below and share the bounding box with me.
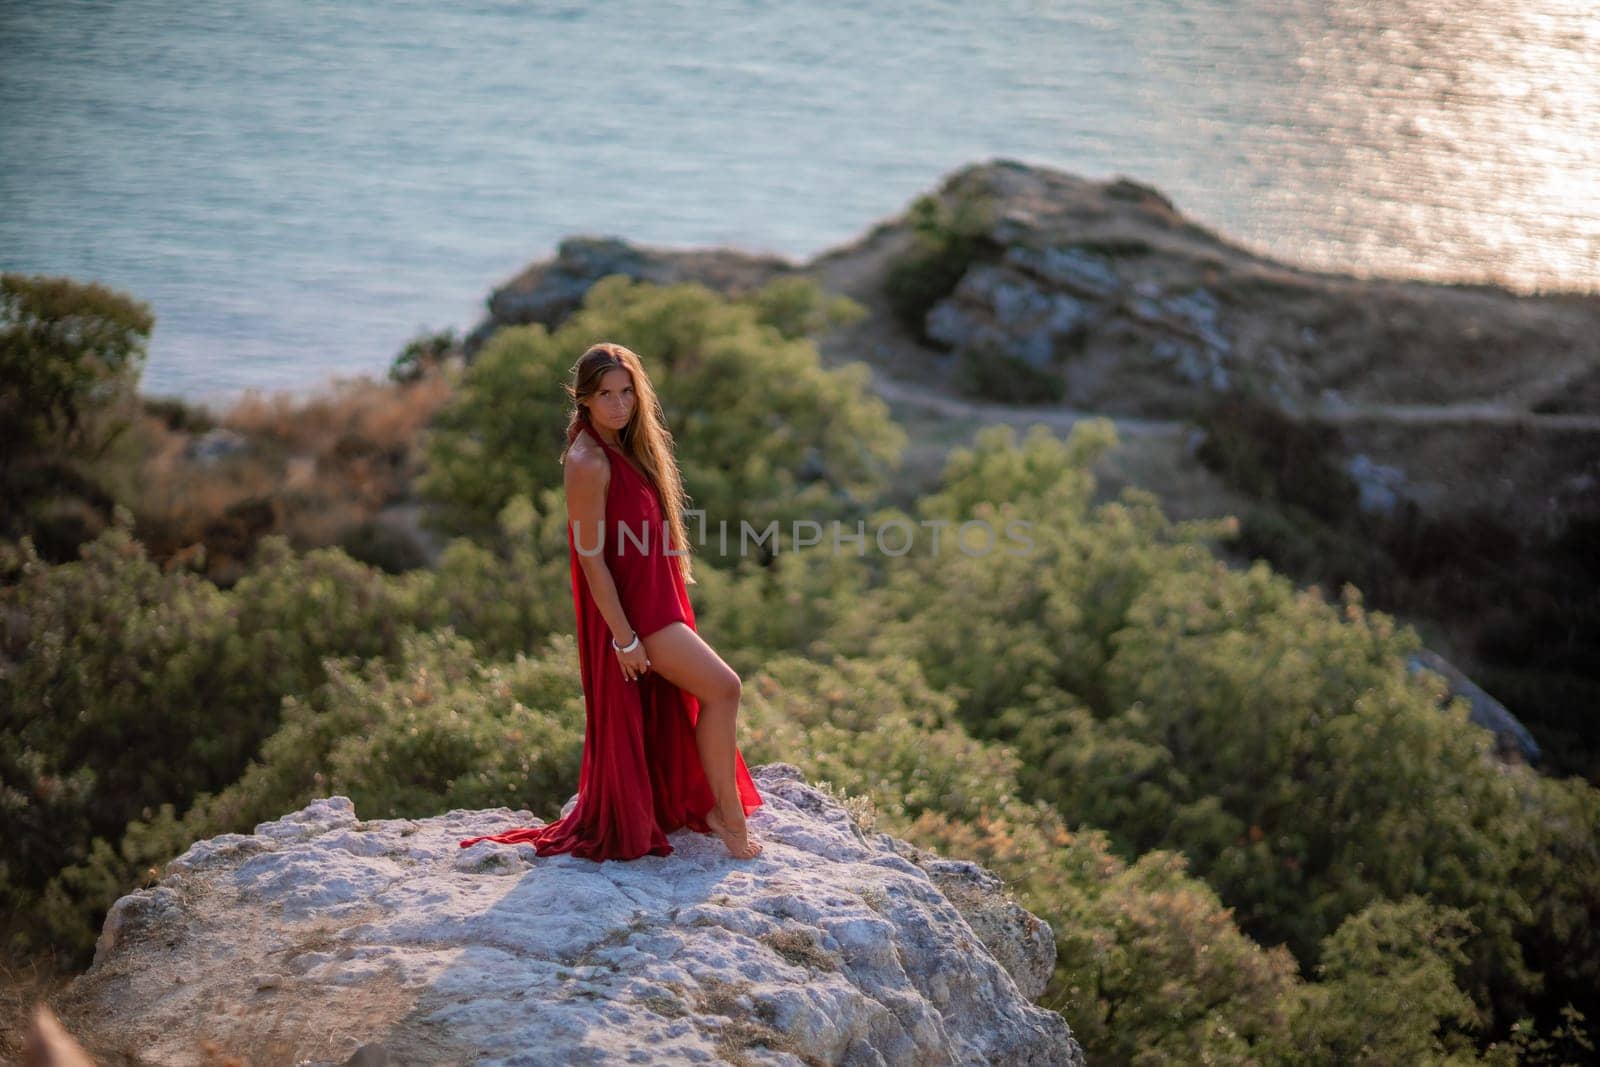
[1408,649,1543,765]
[64,764,1081,1067]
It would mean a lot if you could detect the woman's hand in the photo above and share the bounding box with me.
[616,640,651,682]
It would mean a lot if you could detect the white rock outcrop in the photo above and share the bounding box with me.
[64,763,1082,1066]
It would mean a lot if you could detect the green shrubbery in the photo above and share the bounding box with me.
[424,493,575,663]
[844,421,1596,1047]
[953,340,1068,404]
[1194,389,1600,782]
[0,515,441,958]
[1,273,155,560]
[417,274,901,552]
[0,490,583,960]
[739,653,1021,824]
[882,191,1001,341]
[177,627,586,835]
[902,794,1531,1063]
[388,326,462,385]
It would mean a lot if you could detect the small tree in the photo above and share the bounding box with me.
[417,275,904,557]
[1,274,154,555]
[389,325,461,385]
[0,273,154,470]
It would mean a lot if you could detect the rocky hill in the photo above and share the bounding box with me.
[808,160,1600,414]
[467,158,1600,529]
[55,765,1081,1066]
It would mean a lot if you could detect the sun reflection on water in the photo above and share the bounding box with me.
[1143,0,1599,292]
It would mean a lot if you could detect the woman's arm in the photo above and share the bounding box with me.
[564,446,636,646]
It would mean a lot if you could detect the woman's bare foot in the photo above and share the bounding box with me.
[705,805,763,859]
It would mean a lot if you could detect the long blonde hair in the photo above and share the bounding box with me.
[561,342,697,585]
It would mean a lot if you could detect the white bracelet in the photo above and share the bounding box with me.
[612,631,639,653]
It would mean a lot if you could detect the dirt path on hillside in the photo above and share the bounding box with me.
[1302,401,1600,431]
[858,355,1600,536]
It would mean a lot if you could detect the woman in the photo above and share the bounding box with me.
[459,342,764,860]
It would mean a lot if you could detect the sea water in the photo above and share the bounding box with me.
[2,0,1595,404]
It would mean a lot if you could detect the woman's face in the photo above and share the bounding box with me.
[586,366,637,430]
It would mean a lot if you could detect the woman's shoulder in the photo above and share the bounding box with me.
[563,434,610,485]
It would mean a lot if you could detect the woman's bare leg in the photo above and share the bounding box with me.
[641,622,762,858]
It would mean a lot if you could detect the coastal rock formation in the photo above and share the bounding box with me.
[834,159,1600,417]
[60,764,1081,1066]
[812,162,1600,525]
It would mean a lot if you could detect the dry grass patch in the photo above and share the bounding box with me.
[761,926,839,973]
[129,371,452,581]
[692,974,821,1067]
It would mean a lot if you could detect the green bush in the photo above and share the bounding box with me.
[685,540,875,677]
[227,534,436,699]
[882,192,1001,340]
[954,340,1067,405]
[0,273,155,557]
[1194,391,1359,524]
[1502,772,1600,1053]
[1093,570,1537,972]
[202,627,584,825]
[0,518,434,958]
[2,519,246,899]
[739,652,1020,823]
[419,493,575,663]
[906,801,1304,1065]
[0,273,152,468]
[389,326,461,385]
[1194,389,1600,783]
[840,420,1232,725]
[822,416,1599,1047]
[738,274,866,341]
[1287,897,1482,1065]
[417,275,904,554]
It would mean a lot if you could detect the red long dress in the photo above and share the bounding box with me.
[458,421,763,860]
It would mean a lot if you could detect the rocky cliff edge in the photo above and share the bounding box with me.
[60,763,1082,1067]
